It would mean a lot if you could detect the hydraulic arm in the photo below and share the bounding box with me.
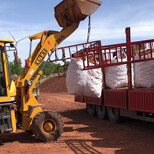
[16,23,79,130]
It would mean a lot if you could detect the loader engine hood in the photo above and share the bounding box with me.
[55,0,102,28]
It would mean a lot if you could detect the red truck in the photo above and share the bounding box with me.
[53,27,154,123]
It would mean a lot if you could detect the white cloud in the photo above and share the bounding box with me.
[1,0,154,67]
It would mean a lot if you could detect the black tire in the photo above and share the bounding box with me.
[107,107,120,123]
[32,111,64,142]
[26,130,33,135]
[96,104,107,120]
[86,104,96,116]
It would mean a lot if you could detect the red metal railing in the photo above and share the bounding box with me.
[49,40,101,63]
[48,40,101,77]
[57,64,69,77]
[80,27,154,91]
[81,39,154,70]
[73,28,154,112]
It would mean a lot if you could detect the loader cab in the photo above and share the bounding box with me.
[0,39,16,101]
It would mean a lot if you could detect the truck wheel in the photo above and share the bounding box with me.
[86,104,96,116]
[107,107,120,123]
[32,111,64,142]
[96,104,107,120]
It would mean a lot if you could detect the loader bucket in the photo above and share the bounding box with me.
[55,0,102,28]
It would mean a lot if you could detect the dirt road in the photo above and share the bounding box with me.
[0,92,154,154]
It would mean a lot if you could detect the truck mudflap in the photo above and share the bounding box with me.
[75,95,102,105]
[104,89,127,109]
[128,89,154,113]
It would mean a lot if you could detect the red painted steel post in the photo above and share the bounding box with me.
[125,27,132,89]
[58,67,61,78]
[97,41,107,89]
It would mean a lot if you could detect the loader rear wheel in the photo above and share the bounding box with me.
[86,104,96,116]
[96,104,107,120]
[32,111,64,142]
[107,107,120,123]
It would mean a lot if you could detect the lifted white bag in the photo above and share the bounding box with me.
[66,59,87,96]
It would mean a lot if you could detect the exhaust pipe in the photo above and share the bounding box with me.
[55,0,102,28]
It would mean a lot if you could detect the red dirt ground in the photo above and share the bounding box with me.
[0,77,154,154]
[38,76,67,93]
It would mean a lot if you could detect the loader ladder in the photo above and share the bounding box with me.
[0,104,13,133]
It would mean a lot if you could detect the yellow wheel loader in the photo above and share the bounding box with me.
[0,0,102,142]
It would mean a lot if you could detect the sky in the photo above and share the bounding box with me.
[1,0,154,64]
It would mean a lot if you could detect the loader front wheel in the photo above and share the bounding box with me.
[32,111,64,142]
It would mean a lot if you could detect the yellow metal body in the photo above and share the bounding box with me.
[0,40,17,133]
[0,39,14,44]
[16,0,102,131]
[17,23,79,130]
[0,40,16,102]
[0,0,102,133]
[11,109,17,132]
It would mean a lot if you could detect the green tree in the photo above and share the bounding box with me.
[57,61,70,73]
[9,59,23,76]
[35,61,59,76]
[34,61,70,77]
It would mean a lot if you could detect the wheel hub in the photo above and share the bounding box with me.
[43,120,57,134]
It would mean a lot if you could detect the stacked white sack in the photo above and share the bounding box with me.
[66,59,103,97]
[66,59,87,95]
[85,66,103,98]
[134,54,154,88]
[105,58,128,89]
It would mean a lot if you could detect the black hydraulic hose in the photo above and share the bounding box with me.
[87,15,91,43]
[41,50,54,71]
[29,40,32,57]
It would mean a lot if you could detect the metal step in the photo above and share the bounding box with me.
[5,128,13,132]
[0,104,13,133]
[2,115,10,119]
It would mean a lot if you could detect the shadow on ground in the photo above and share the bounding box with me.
[0,131,39,146]
[60,109,154,154]
[0,108,154,154]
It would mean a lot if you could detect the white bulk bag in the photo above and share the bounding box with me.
[105,58,128,89]
[66,59,103,97]
[66,59,87,96]
[85,67,103,98]
[134,54,154,88]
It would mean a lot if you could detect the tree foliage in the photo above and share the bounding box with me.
[9,59,23,76]
[9,59,70,78]
[35,61,70,76]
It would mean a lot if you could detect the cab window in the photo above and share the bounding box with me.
[0,47,6,96]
